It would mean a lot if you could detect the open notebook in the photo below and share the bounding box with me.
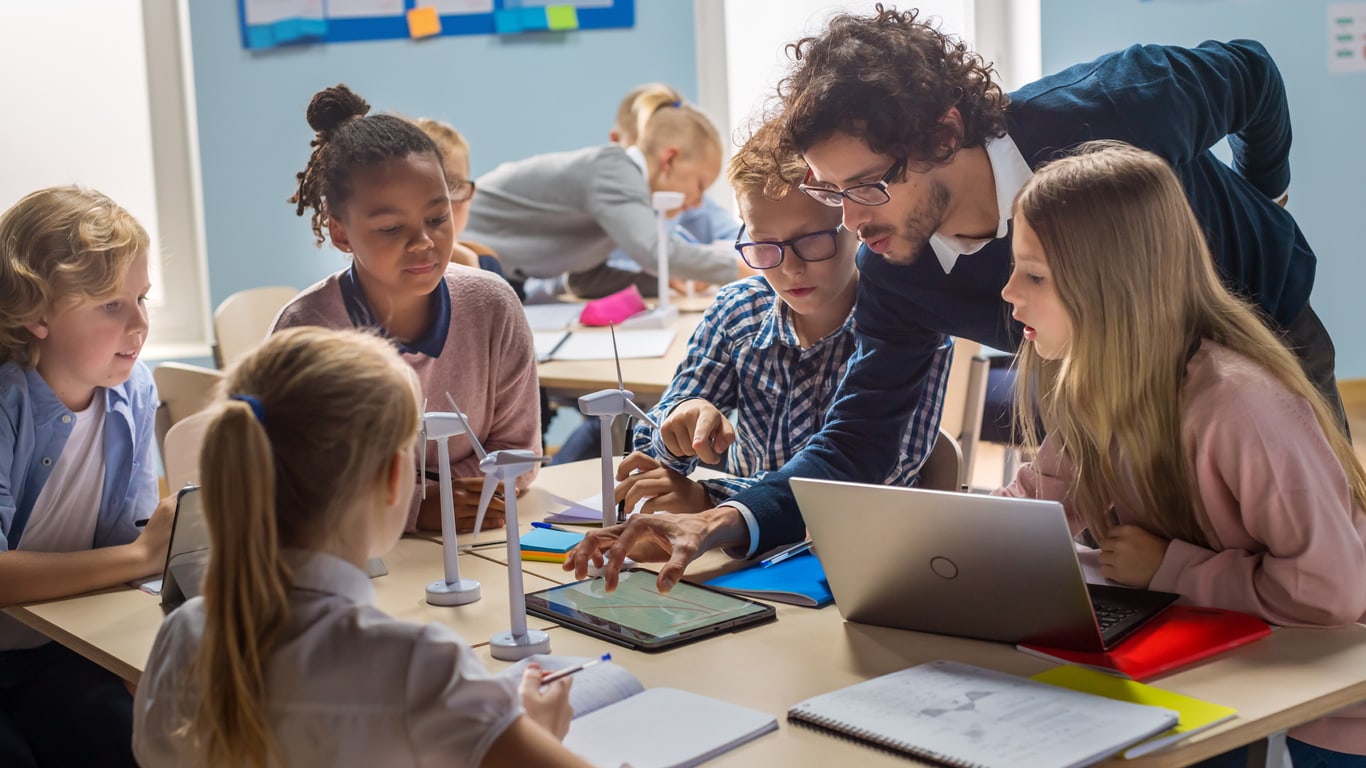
[512,655,777,767]
[787,660,1177,768]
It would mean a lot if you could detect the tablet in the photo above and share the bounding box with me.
[525,568,776,651]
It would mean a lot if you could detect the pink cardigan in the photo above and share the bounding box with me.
[272,265,542,531]
[999,340,1366,754]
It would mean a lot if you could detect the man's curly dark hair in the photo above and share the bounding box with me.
[774,4,1009,182]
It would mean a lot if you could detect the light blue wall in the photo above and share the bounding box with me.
[1040,0,1366,377]
[186,2,698,308]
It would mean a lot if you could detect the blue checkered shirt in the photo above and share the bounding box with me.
[632,276,952,502]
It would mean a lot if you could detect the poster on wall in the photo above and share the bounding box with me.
[238,0,632,49]
[1329,3,1366,72]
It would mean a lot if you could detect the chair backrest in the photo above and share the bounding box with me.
[919,428,963,493]
[940,338,990,489]
[212,286,298,369]
[153,362,223,463]
[162,409,215,494]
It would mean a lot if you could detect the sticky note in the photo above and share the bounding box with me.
[546,5,579,30]
[518,7,550,31]
[520,527,584,553]
[493,8,523,34]
[407,6,442,39]
[245,25,275,49]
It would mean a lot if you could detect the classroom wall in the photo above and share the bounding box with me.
[1040,0,1366,378]
[185,2,699,308]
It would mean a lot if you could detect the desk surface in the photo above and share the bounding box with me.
[535,307,703,401]
[9,460,1366,768]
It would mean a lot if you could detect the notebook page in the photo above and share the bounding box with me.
[507,655,645,718]
[566,687,778,768]
[788,660,1176,768]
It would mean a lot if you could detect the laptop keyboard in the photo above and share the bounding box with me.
[1093,602,1138,631]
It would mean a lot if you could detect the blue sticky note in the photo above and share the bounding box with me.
[273,19,303,43]
[245,24,275,49]
[296,18,328,38]
[493,9,523,34]
[518,7,549,30]
[520,527,584,553]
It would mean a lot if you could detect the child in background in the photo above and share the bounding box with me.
[132,327,591,768]
[464,86,742,299]
[998,141,1366,764]
[615,122,952,514]
[412,117,508,279]
[0,186,175,768]
[274,84,541,534]
[600,83,742,293]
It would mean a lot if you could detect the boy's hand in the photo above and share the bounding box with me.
[135,495,177,574]
[614,452,713,515]
[660,400,735,464]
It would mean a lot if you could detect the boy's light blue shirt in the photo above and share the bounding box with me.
[0,360,158,552]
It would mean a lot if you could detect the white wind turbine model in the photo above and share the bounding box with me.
[621,190,685,329]
[420,399,481,606]
[452,394,555,661]
[576,324,661,528]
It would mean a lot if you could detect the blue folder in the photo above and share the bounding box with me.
[702,552,833,608]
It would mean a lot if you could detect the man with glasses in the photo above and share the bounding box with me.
[570,7,1342,594]
[609,121,953,518]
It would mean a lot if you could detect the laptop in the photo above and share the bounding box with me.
[158,486,389,612]
[790,478,1178,652]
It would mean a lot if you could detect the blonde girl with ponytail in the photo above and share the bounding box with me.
[133,327,592,768]
[463,85,743,299]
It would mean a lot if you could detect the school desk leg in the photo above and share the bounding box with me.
[1244,731,1289,768]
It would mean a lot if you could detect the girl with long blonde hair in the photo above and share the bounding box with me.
[132,327,591,768]
[999,141,1366,763]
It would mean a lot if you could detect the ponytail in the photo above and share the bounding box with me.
[631,87,720,162]
[191,400,290,768]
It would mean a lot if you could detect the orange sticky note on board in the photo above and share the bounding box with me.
[407,6,442,39]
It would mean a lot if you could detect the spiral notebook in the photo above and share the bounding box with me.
[787,660,1178,768]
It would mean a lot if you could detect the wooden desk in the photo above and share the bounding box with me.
[10,460,1366,768]
[536,312,702,402]
[2,538,563,684]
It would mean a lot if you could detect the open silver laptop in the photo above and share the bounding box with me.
[791,478,1177,652]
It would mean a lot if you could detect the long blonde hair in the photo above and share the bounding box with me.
[0,186,148,367]
[189,327,419,768]
[1013,141,1366,545]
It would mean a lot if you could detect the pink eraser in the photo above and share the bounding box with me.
[579,285,647,326]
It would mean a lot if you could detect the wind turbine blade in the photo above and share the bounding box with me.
[470,474,499,540]
[610,323,624,392]
[624,400,660,430]
[445,392,487,460]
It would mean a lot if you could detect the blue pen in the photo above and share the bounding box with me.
[759,540,813,568]
[540,653,612,684]
[531,521,577,533]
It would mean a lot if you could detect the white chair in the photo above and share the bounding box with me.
[212,286,298,369]
[162,409,214,494]
[919,428,963,493]
[152,362,222,464]
[939,337,991,490]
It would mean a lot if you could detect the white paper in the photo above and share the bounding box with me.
[542,492,646,524]
[245,0,323,24]
[566,688,778,768]
[428,0,494,13]
[533,331,570,362]
[550,329,676,361]
[523,302,584,331]
[324,0,403,19]
[1329,4,1366,73]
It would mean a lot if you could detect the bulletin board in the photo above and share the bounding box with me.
[238,0,634,50]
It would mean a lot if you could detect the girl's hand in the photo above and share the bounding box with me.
[1098,525,1170,588]
[519,664,574,740]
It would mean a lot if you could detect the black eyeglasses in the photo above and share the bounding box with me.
[733,224,842,270]
[447,179,476,204]
[799,160,904,208]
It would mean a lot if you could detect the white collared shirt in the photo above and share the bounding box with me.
[134,550,522,768]
[929,134,1034,273]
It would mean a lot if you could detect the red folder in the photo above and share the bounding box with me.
[1018,605,1273,681]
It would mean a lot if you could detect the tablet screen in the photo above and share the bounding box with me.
[526,569,775,650]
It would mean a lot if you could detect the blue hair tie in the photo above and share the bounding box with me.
[671,100,681,108]
[230,394,266,424]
